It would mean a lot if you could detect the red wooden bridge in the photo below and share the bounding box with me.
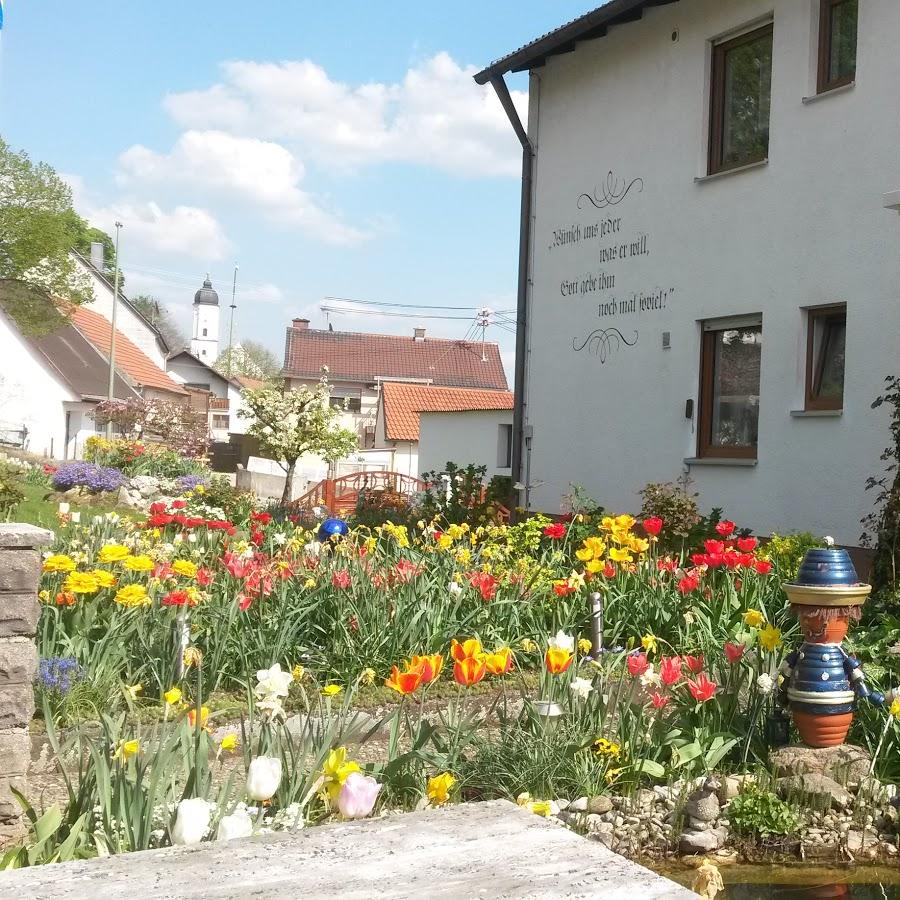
[290,471,428,516]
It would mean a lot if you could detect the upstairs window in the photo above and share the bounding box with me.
[698,316,763,458]
[806,305,846,410]
[497,424,512,469]
[818,0,857,93]
[708,24,773,175]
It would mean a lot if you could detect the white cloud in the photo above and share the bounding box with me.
[117,130,367,245]
[162,52,525,177]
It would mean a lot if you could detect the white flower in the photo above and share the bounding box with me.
[304,541,321,558]
[217,807,254,841]
[640,665,660,689]
[448,581,463,597]
[757,673,775,694]
[273,532,288,546]
[337,772,381,819]
[171,797,213,845]
[70,511,81,524]
[549,630,575,653]
[569,677,594,701]
[58,502,70,515]
[188,533,198,544]
[824,535,835,547]
[247,756,282,802]
[256,695,286,721]
[255,663,294,700]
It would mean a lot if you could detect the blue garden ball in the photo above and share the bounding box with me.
[317,517,349,543]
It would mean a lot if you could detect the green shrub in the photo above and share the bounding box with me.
[766,532,823,580]
[728,784,800,838]
[0,464,25,516]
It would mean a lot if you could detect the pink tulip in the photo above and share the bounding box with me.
[337,771,381,819]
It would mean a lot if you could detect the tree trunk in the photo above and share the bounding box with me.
[281,459,296,505]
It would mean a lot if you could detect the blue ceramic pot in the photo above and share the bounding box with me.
[795,548,859,587]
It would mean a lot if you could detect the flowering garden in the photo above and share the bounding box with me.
[8,469,900,869]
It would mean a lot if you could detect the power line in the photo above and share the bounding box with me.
[325,295,510,312]
[321,305,476,321]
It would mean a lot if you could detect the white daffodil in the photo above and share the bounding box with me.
[569,676,594,701]
[255,663,293,700]
[549,630,575,653]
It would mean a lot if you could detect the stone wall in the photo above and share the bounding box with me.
[0,524,51,835]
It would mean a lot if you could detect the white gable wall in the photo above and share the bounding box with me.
[419,409,514,480]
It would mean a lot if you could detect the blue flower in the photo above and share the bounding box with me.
[38,657,85,695]
[52,463,125,493]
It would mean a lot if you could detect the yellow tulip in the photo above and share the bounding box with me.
[427,772,456,806]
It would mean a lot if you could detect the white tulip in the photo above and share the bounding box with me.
[171,797,213,845]
[246,756,282,802]
[757,673,775,694]
[448,581,463,597]
[217,807,254,841]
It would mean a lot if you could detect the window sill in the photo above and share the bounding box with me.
[790,409,843,418]
[694,159,768,184]
[684,457,758,468]
[802,82,855,104]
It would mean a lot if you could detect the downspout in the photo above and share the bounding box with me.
[488,74,534,520]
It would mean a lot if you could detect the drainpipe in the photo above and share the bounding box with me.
[488,74,533,520]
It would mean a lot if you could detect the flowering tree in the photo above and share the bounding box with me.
[94,398,209,458]
[239,375,357,503]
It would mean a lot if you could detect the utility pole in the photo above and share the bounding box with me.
[477,307,491,362]
[226,264,238,377]
[105,222,123,439]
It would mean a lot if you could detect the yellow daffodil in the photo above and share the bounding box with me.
[426,772,456,806]
[641,634,658,655]
[743,609,766,628]
[578,638,593,655]
[758,624,783,652]
[115,584,150,608]
[360,667,376,686]
[124,683,143,701]
[605,767,624,784]
[447,524,464,541]
[594,737,622,758]
[220,734,238,752]
[42,554,76,573]
[292,664,305,681]
[172,559,198,578]
[63,571,100,594]
[437,534,453,550]
[520,638,538,653]
[890,698,900,718]
[322,684,343,697]
[97,544,130,563]
[183,646,203,668]
[164,687,182,706]
[321,747,361,799]
[113,739,140,762]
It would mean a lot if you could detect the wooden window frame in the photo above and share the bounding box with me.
[817,0,857,94]
[697,320,762,459]
[805,304,846,411]
[708,23,774,176]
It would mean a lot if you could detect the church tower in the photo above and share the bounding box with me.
[190,275,220,361]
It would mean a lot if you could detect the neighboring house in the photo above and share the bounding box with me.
[478,0,900,543]
[375,383,515,479]
[0,303,184,460]
[282,318,508,454]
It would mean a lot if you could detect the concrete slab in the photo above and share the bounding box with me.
[0,800,693,899]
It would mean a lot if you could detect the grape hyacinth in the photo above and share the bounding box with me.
[38,657,85,695]
[52,462,126,493]
[175,474,209,494]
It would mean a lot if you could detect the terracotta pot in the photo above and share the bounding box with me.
[797,610,849,644]
[792,710,853,748]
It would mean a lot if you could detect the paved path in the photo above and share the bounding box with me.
[0,800,693,899]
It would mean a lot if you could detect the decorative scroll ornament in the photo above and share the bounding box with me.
[577,171,644,210]
[572,328,638,364]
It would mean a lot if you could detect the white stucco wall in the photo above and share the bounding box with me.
[520,0,900,544]
[73,256,167,369]
[419,409,514,480]
[0,311,77,458]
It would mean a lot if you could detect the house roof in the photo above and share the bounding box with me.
[232,374,266,391]
[283,325,508,391]
[381,383,514,442]
[474,0,678,83]
[70,306,187,397]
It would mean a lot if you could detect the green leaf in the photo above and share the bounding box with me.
[671,741,703,767]
[634,758,666,778]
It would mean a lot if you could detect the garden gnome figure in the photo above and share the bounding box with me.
[778,547,882,747]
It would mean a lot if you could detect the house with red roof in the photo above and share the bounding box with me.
[281,317,509,479]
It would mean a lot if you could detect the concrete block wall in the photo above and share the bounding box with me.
[0,524,51,829]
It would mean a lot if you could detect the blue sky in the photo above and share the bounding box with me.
[0,0,593,378]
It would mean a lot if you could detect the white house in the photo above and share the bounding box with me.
[478,0,900,545]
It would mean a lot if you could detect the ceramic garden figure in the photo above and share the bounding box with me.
[778,548,883,747]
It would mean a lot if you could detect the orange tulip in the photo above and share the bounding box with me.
[409,653,444,685]
[451,638,482,662]
[453,656,486,687]
[544,647,574,675]
[484,647,514,676]
[385,665,423,695]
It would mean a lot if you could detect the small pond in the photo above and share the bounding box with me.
[663,864,900,898]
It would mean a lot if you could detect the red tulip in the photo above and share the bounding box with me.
[715,521,736,537]
[385,665,423,695]
[454,656,487,687]
[627,652,650,677]
[754,559,773,575]
[603,562,616,578]
[659,655,682,686]
[543,522,567,539]
[677,574,700,594]
[409,654,444,684]
[642,517,663,537]
[736,536,757,552]
[649,691,670,709]
[704,539,726,556]
[687,673,718,703]
[685,654,704,674]
[724,642,746,664]
[332,570,351,589]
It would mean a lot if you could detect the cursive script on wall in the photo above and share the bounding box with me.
[577,171,644,211]
[572,327,639,364]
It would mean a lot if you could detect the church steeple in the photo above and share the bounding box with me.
[190,275,220,361]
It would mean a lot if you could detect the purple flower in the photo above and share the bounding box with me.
[38,657,84,695]
[52,462,125,493]
[175,474,209,494]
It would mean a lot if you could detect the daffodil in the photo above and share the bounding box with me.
[322,684,343,697]
[113,739,140,762]
[164,687,182,706]
[743,609,765,628]
[321,747,361,799]
[890,698,900,718]
[292,664,305,681]
[124,683,143,701]
[520,638,538,653]
[183,646,203,668]
[641,634,658,655]
[220,734,238,752]
[758,624,783,652]
[577,638,593,655]
[360,667,376,686]
[426,772,456,806]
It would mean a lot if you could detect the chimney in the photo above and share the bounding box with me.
[90,241,105,273]
[292,318,310,330]
[413,327,426,341]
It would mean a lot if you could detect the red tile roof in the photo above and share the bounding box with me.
[283,325,508,391]
[381,383,514,441]
[233,374,266,391]
[69,306,187,396]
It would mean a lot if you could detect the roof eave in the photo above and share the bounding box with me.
[474,0,676,83]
